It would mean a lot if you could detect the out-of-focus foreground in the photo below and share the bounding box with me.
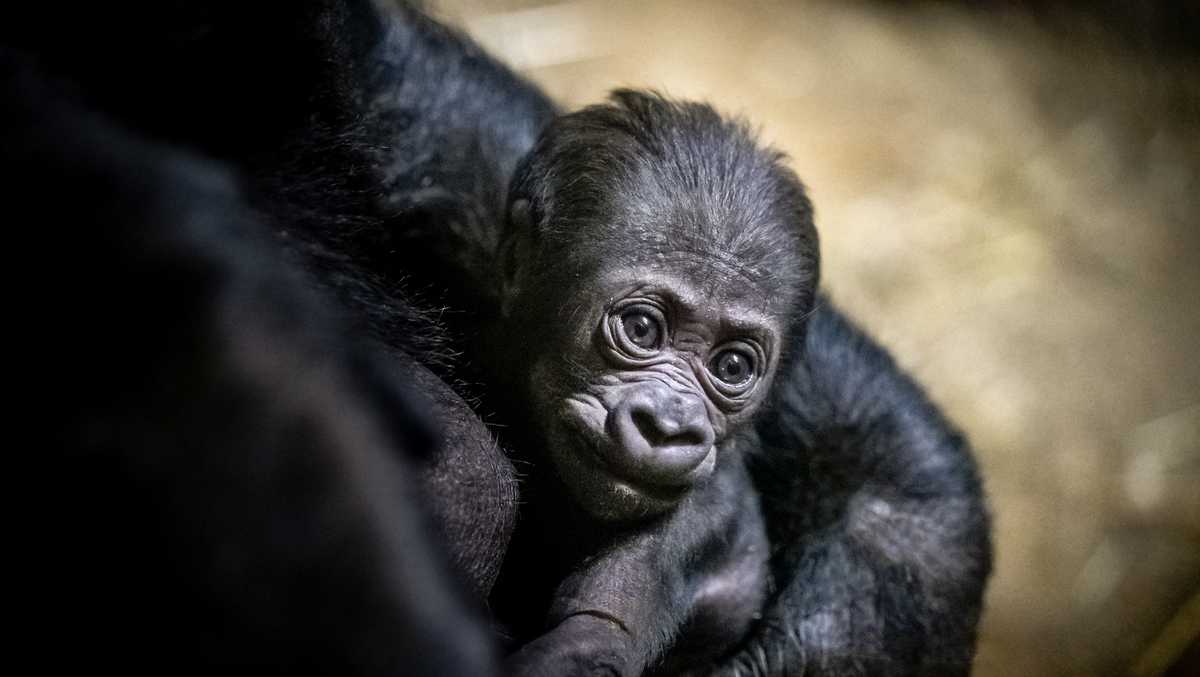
[432,1,1199,675]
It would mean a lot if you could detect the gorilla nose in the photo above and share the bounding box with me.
[605,385,716,487]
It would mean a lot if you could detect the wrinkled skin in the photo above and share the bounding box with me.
[524,263,782,520]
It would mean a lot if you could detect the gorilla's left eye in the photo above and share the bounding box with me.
[620,310,663,350]
[711,349,755,386]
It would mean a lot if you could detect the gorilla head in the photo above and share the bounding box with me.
[494,90,819,520]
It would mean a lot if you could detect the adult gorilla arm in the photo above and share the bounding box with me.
[710,298,992,677]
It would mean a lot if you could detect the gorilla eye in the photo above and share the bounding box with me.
[620,310,662,350]
[711,349,754,385]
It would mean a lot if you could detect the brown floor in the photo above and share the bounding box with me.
[432,1,1200,674]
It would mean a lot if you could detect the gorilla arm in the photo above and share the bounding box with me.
[507,448,768,677]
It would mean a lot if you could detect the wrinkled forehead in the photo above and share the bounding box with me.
[625,175,804,274]
[559,226,806,312]
[552,242,800,326]
[538,159,815,318]
[629,259,779,319]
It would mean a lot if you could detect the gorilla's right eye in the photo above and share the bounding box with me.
[620,309,663,351]
[711,349,754,385]
[703,339,766,403]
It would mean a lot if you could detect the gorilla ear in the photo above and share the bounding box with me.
[499,198,534,317]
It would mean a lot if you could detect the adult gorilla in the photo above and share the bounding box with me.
[5,1,990,675]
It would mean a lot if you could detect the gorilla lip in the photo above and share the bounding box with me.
[561,402,694,506]
[585,439,692,504]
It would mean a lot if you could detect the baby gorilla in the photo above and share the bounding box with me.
[484,91,819,675]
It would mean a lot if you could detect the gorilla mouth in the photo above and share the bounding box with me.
[584,440,691,506]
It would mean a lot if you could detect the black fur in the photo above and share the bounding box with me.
[7,48,496,675]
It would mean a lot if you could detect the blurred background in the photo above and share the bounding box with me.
[429,1,1199,675]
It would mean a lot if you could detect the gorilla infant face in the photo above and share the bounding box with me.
[519,257,786,521]
[499,90,818,521]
